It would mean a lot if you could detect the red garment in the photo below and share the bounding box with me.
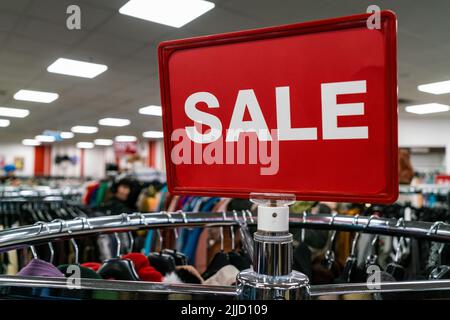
[121,252,163,282]
[138,266,163,282]
[83,182,99,205]
[81,262,102,272]
[121,253,150,270]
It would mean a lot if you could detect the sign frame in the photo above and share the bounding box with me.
[158,11,398,203]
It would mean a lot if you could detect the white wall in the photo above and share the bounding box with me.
[399,118,450,173]
[84,148,107,179]
[0,144,35,176]
[155,140,165,172]
[410,151,446,173]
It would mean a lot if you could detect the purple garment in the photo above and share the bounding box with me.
[17,258,65,277]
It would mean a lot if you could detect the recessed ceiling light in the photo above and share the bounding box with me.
[142,130,164,138]
[14,89,59,103]
[0,119,10,127]
[47,58,108,79]
[115,135,137,142]
[22,139,41,146]
[405,103,450,114]
[71,126,98,134]
[0,107,30,118]
[35,135,56,143]
[60,132,74,139]
[94,139,114,146]
[139,105,162,116]
[118,0,215,28]
[77,142,94,149]
[418,80,450,95]
[98,118,131,127]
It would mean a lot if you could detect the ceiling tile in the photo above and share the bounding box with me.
[25,0,113,30]
[76,31,144,59]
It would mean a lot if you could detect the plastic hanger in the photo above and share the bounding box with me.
[340,215,362,283]
[364,215,380,270]
[98,232,140,281]
[386,218,406,281]
[161,212,188,266]
[427,222,450,279]
[148,228,176,275]
[202,213,230,280]
[34,221,55,264]
[227,212,251,271]
[320,213,338,271]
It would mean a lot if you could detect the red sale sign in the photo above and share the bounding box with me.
[158,11,398,203]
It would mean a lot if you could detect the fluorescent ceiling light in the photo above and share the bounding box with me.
[77,142,94,149]
[14,89,59,103]
[0,107,30,118]
[0,119,10,127]
[35,135,56,143]
[115,135,137,142]
[94,139,114,146]
[418,80,450,95]
[98,117,131,127]
[71,126,98,134]
[405,103,450,115]
[60,132,74,139]
[143,130,163,139]
[139,105,162,116]
[118,0,215,28]
[22,139,41,146]
[47,58,108,79]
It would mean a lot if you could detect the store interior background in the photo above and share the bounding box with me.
[0,0,449,180]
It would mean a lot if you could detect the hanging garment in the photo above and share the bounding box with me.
[58,264,102,279]
[122,253,163,282]
[182,198,220,265]
[175,265,204,284]
[204,265,240,286]
[17,259,65,278]
[81,262,102,272]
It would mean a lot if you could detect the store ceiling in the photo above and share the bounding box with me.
[0,0,449,143]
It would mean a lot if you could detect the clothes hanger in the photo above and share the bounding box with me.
[148,228,176,275]
[363,215,380,270]
[386,218,407,281]
[41,202,54,222]
[427,221,450,279]
[202,212,231,280]
[97,214,140,280]
[340,215,363,283]
[34,221,55,264]
[228,211,251,271]
[320,213,338,271]
[98,232,140,280]
[161,211,188,265]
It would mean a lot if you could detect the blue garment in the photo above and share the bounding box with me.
[89,187,99,207]
[182,198,220,264]
[144,186,168,255]
[176,197,197,252]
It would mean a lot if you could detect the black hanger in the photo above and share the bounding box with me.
[98,233,140,281]
[428,241,450,279]
[161,228,188,266]
[227,224,251,271]
[24,203,39,223]
[202,224,230,280]
[148,229,176,275]
[341,229,362,283]
[321,230,338,270]
[364,234,380,271]
[386,219,407,281]
[320,213,339,271]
